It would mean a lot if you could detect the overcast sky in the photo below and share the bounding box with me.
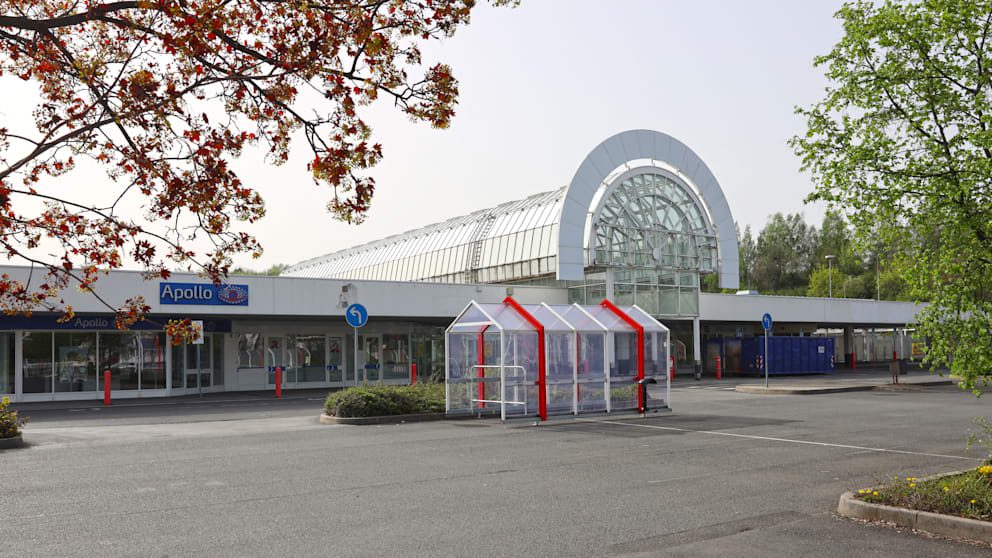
[242,0,845,270]
[3,0,848,273]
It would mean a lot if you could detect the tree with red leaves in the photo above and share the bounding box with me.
[0,0,514,338]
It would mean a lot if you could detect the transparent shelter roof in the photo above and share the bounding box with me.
[448,301,538,332]
[622,306,670,333]
[548,304,607,332]
[523,304,573,332]
[578,306,636,332]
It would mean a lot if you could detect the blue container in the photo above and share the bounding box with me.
[739,336,834,375]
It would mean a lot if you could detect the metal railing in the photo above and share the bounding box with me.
[469,364,529,421]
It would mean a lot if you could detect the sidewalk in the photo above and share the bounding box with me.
[9,387,334,412]
[669,368,954,394]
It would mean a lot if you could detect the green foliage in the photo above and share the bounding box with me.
[792,0,992,392]
[752,213,816,293]
[967,416,992,465]
[0,396,27,439]
[857,468,992,522]
[324,383,445,418]
[806,265,850,298]
[230,264,288,276]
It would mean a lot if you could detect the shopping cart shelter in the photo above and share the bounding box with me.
[445,297,669,421]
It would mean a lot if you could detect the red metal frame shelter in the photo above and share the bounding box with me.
[503,296,548,421]
[600,299,646,412]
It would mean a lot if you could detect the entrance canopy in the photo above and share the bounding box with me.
[445,297,670,420]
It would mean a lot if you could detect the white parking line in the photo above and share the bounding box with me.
[575,418,977,461]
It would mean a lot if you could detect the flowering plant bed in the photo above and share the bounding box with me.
[854,467,992,522]
[0,396,27,440]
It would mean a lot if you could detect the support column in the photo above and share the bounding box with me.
[692,316,702,380]
[843,326,855,369]
[13,331,22,402]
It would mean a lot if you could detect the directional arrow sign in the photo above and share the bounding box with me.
[345,303,368,328]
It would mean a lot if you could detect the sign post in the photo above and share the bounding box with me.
[761,313,772,388]
[345,303,369,384]
[191,320,204,397]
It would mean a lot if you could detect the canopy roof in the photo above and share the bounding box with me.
[447,300,667,335]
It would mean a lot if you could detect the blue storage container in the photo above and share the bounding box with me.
[738,336,834,375]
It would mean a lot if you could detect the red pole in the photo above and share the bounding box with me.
[477,326,488,409]
[411,362,417,385]
[716,355,722,380]
[852,351,857,370]
[893,350,897,361]
[103,370,111,406]
[599,299,645,412]
[275,366,282,398]
[670,355,675,380]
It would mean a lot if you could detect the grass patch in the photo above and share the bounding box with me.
[324,383,445,418]
[855,466,992,521]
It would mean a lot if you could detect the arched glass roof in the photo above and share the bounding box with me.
[284,188,565,283]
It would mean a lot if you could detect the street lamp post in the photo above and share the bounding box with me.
[825,255,837,298]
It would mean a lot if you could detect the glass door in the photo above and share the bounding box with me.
[360,335,381,383]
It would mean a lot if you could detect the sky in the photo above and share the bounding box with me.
[1,0,848,272]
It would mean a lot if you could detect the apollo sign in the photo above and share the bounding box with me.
[159,282,249,306]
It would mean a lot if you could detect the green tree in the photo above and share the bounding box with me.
[807,265,850,298]
[792,0,992,392]
[738,223,757,290]
[752,213,816,294]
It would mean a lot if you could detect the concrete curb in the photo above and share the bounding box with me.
[319,412,447,425]
[0,434,24,450]
[736,379,952,395]
[837,490,992,543]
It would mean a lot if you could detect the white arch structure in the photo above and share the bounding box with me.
[557,130,740,290]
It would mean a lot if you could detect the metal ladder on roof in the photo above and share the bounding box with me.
[464,214,497,283]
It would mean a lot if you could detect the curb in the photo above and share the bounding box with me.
[0,434,24,450]
[735,379,952,395]
[319,412,447,425]
[837,491,992,543]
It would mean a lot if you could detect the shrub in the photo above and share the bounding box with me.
[0,396,27,439]
[324,383,445,418]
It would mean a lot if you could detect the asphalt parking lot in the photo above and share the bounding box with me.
[2,381,992,557]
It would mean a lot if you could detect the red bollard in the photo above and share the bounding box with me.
[716,355,722,380]
[850,351,857,370]
[411,362,418,385]
[275,366,282,399]
[670,355,675,380]
[893,350,897,361]
[103,370,111,406]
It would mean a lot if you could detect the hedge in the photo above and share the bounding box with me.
[324,383,445,418]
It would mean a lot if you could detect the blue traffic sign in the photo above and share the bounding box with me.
[761,312,773,331]
[345,303,368,328]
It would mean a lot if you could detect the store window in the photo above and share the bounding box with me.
[100,332,139,390]
[0,333,14,394]
[23,332,53,393]
[382,334,409,381]
[237,333,264,368]
[55,332,96,392]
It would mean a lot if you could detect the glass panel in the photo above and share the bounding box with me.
[237,333,264,368]
[328,336,344,383]
[361,336,381,383]
[382,334,409,381]
[138,333,166,390]
[23,332,53,394]
[212,334,224,386]
[100,332,140,390]
[0,333,13,395]
[55,332,96,393]
[295,335,327,383]
[266,336,284,385]
[171,344,185,390]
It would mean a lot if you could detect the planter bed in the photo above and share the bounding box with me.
[0,434,24,450]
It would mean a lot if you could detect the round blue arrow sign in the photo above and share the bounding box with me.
[761,312,773,331]
[345,303,368,328]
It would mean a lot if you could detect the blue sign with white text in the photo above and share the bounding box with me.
[159,282,249,306]
[345,303,368,328]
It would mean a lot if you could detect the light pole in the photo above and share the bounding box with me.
[825,255,837,298]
